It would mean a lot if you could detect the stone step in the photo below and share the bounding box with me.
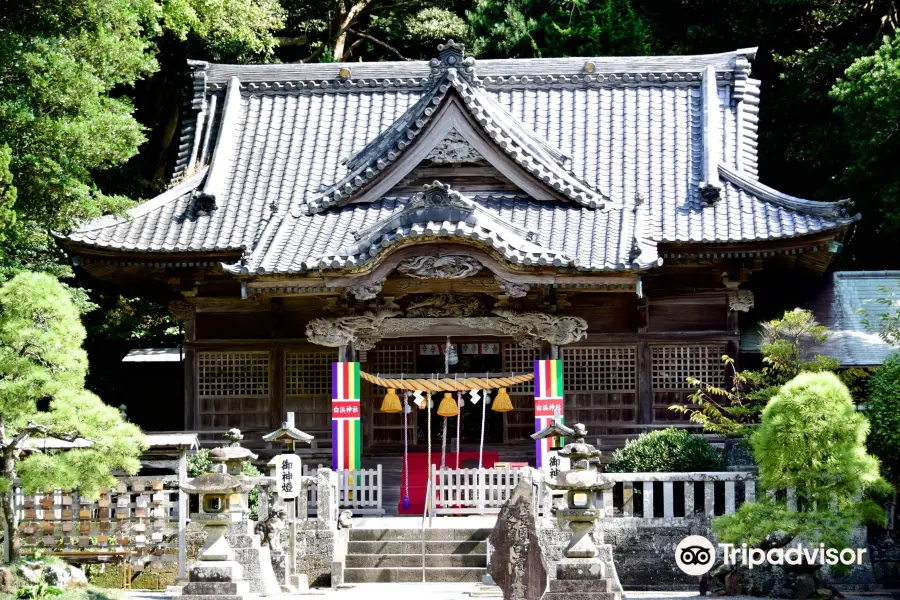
[549,578,611,592]
[349,528,491,542]
[345,553,486,568]
[347,540,487,555]
[343,567,485,583]
[542,593,619,600]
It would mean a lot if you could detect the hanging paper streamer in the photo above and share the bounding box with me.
[534,359,564,469]
[332,362,361,471]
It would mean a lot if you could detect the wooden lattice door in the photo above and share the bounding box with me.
[367,343,416,445]
[284,350,337,443]
[197,351,271,430]
[650,344,727,422]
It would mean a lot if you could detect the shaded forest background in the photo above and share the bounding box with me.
[0,0,898,416]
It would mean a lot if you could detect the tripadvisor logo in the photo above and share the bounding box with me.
[675,536,868,576]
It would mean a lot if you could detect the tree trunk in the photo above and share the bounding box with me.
[1,451,19,564]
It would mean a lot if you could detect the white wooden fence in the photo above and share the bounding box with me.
[426,468,764,520]
[302,464,384,516]
[431,466,523,515]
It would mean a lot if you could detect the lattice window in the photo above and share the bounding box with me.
[198,352,269,396]
[502,344,538,393]
[197,351,270,429]
[562,346,636,392]
[651,345,726,389]
[284,350,336,433]
[368,343,416,395]
[285,351,336,396]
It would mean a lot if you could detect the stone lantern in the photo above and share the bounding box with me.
[547,423,608,558]
[180,463,250,600]
[209,428,258,520]
[539,423,621,600]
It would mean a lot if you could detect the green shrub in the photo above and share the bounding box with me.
[867,352,900,477]
[15,583,61,600]
[714,372,889,550]
[605,427,726,473]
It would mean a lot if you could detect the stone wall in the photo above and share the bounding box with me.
[593,519,875,591]
[290,521,339,587]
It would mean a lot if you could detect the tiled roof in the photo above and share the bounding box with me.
[64,45,857,275]
[228,183,654,275]
[741,272,899,366]
[809,271,899,366]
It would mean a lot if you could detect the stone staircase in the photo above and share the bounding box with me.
[343,527,490,583]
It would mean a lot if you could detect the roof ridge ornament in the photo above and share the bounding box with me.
[699,65,722,204]
[431,40,476,83]
[409,180,473,210]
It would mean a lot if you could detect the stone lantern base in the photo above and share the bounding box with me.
[181,560,258,600]
[543,557,619,600]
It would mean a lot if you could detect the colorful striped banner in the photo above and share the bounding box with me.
[534,359,563,399]
[332,362,361,471]
[534,360,564,469]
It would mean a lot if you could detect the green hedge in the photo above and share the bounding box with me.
[606,427,726,473]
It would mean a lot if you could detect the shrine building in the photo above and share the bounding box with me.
[59,42,857,464]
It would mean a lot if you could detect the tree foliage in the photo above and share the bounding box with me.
[867,353,900,478]
[468,0,655,58]
[670,309,840,436]
[0,0,283,276]
[606,427,725,473]
[858,282,900,348]
[832,31,900,261]
[0,273,146,562]
[713,372,888,550]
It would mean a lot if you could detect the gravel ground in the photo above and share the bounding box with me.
[126,587,896,600]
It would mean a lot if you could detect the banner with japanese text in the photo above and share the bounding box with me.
[534,359,564,471]
[332,361,361,471]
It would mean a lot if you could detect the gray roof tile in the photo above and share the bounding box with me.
[66,48,857,274]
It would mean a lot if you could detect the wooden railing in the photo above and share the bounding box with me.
[431,466,523,515]
[302,464,384,516]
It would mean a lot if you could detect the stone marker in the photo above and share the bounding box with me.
[488,477,548,600]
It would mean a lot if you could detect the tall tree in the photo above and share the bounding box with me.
[0,0,284,274]
[831,31,900,265]
[276,0,469,63]
[467,0,656,58]
[0,273,146,563]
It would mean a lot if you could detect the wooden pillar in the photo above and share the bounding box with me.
[170,302,197,431]
[177,447,188,581]
[726,307,740,375]
[538,340,554,360]
[338,343,355,363]
[637,341,653,424]
[272,347,285,431]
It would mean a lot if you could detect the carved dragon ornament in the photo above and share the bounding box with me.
[305,308,588,349]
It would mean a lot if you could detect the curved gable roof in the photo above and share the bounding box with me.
[63,44,857,275]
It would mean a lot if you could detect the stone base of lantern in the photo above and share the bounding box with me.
[543,557,620,600]
[226,521,282,597]
[181,561,258,600]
